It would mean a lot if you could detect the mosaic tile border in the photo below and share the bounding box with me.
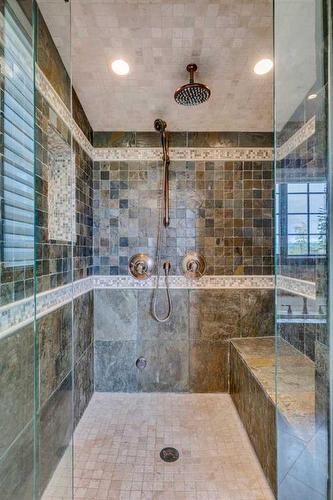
[0,278,93,339]
[276,116,316,160]
[35,66,315,163]
[276,275,316,300]
[0,275,273,338]
[93,147,273,162]
[0,274,317,338]
[92,275,274,290]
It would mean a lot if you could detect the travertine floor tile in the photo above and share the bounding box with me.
[42,393,274,500]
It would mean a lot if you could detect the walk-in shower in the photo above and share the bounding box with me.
[1,1,332,499]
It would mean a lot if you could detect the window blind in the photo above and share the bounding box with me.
[1,5,34,267]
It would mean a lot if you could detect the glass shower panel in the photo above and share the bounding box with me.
[34,1,73,498]
[274,0,330,498]
[0,1,36,498]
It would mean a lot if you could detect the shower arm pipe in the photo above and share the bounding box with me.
[161,130,170,227]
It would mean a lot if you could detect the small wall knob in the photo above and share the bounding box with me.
[129,253,154,280]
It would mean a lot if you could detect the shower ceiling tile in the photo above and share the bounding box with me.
[37,0,273,131]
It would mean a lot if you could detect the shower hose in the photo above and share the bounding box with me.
[151,160,172,323]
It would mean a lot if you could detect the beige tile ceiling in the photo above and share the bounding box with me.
[38,0,273,132]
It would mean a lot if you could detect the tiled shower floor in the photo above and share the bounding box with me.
[42,393,274,500]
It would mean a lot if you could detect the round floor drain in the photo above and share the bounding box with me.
[136,357,147,370]
[160,447,179,463]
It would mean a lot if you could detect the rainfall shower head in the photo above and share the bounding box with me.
[154,118,167,132]
[174,64,211,106]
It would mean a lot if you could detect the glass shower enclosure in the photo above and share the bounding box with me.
[275,0,332,498]
[0,0,73,498]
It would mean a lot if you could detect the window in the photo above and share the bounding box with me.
[1,4,34,267]
[286,183,326,256]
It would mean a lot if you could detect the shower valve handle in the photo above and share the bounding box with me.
[188,260,199,273]
[129,254,154,280]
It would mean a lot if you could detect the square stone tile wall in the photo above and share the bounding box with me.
[34,92,93,294]
[93,133,273,276]
[94,287,274,393]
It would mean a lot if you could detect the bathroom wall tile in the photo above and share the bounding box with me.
[0,323,34,457]
[93,287,273,393]
[280,322,305,353]
[73,138,94,282]
[238,132,273,147]
[277,99,306,147]
[315,340,329,429]
[137,339,189,392]
[189,340,229,392]
[34,93,93,297]
[38,303,72,406]
[93,155,273,276]
[135,132,161,147]
[137,289,188,340]
[74,343,94,426]
[39,373,73,496]
[304,324,316,361]
[187,131,239,147]
[73,290,94,360]
[37,9,70,109]
[169,132,187,147]
[239,289,274,338]
[94,340,137,392]
[189,289,241,341]
[93,131,135,148]
[0,423,34,500]
[72,88,93,143]
[94,289,137,341]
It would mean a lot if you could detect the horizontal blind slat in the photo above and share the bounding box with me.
[2,8,35,268]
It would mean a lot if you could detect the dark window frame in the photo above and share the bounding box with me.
[276,182,327,259]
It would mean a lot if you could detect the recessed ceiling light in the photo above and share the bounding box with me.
[254,58,273,75]
[308,93,317,100]
[111,59,130,76]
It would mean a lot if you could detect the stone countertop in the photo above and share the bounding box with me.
[231,336,315,442]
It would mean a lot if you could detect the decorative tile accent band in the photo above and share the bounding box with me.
[93,147,273,162]
[35,66,94,158]
[0,275,271,338]
[0,274,316,338]
[35,66,315,163]
[93,275,275,289]
[276,275,316,300]
[276,116,316,160]
[0,278,93,339]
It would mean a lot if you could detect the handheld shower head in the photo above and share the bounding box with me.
[154,118,167,132]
